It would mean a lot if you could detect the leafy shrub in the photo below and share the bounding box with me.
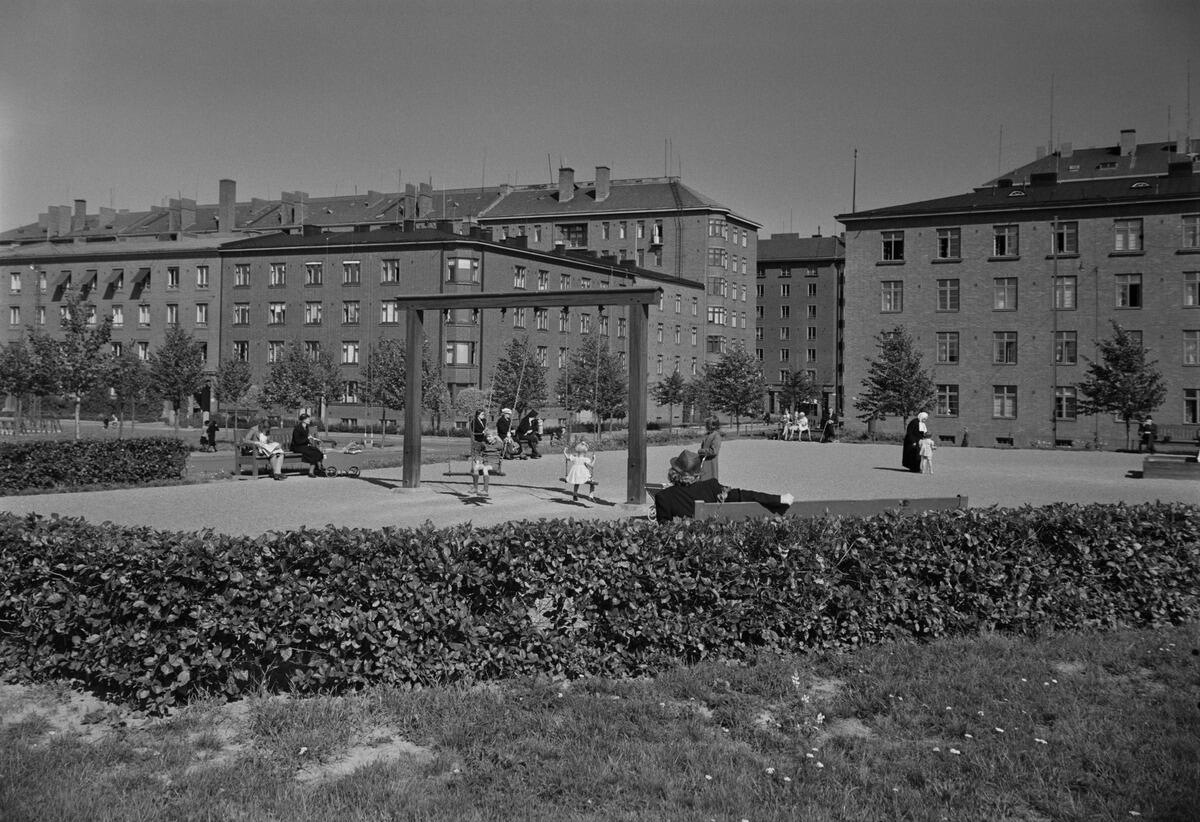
[0,502,1197,713]
[0,437,191,494]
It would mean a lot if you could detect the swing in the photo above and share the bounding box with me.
[560,444,599,499]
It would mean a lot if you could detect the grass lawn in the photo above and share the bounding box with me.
[3,623,1197,821]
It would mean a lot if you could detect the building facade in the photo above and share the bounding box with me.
[754,233,845,416]
[838,130,1200,447]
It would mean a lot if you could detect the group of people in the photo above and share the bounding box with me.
[769,410,839,443]
[902,411,936,474]
[242,412,327,480]
[471,407,545,460]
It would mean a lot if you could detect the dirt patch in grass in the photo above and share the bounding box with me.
[293,724,434,784]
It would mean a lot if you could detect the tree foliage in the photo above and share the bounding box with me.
[0,340,38,423]
[705,346,766,430]
[650,371,686,430]
[215,357,255,424]
[108,349,151,436]
[58,293,114,439]
[557,334,625,434]
[779,368,819,413]
[148,326,206,432]
[453,387,488,421]
[491,334,547,414]
[854,325,935,425]
[262,343,322,414]
[361,339,407,415]
[1077,322,1167,447]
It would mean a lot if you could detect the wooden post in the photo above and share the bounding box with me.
[627,301,648,503]
[402,308,424,488]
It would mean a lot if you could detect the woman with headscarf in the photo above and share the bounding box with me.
[902,411,929,473]
[653,449,793,522]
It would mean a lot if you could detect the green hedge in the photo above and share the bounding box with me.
[0,437,191,494]
[1,502,1197,713]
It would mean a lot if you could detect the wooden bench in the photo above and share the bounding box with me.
[693,495,969,522]
[1142,455,1200,481]
[233,445,309,478]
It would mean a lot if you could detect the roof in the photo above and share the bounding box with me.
[757,233,844,262]
[981,139,1199,186]
[0,235,223,265]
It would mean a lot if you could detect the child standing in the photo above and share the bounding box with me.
[919,433,935,474]
[564,441,596,501]
[470,454,490,496]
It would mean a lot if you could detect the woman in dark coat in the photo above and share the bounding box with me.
[902,412,928,473]
[653,449,793,522]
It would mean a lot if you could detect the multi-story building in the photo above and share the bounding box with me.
[838,129,1200,447]
[755,233,845,416]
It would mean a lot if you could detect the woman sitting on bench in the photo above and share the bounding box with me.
[654,449,793,522]
[243,420,286,481]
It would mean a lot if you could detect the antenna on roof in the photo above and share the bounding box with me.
[547,154,553,184]
[1048,74,1054,156]
[997,125,1004,181]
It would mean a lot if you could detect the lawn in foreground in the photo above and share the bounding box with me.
[2,624,1196,821]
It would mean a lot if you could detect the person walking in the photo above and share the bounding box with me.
[698,417,722,481]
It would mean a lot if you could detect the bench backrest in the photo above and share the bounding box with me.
[693,495,968,522]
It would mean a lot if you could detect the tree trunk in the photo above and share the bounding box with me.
[73,397,82,440]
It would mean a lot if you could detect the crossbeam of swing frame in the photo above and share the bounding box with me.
[398,287,659,504]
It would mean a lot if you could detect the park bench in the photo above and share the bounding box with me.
[1141,454,1200,481]
[693,495,969,522]
[233,445,309,478]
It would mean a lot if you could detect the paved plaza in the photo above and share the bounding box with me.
[0,439,1195,537]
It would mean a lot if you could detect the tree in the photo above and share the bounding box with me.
[1077,322,1167,449]
[361,339,407,443]
[0,339,37,426]
[557,334,625,437]
[682,374,710,423]
[262,343,315,414]
[25,330,64,419]
[650,370,686,432]
[705,346,766,431]
[854,325,935,430]
[58,292,113,439]
[422,351,453,435]
[308,350,344,426]
[148,326,207,433]
[779,368,819,414]
[108,349,151,437]
[491,334,547,415]
[453,387,488,421]
[215,357,254,434]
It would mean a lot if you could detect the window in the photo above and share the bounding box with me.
[674,325,682,344]
[537,270,549,290]
[1055,386,1077,420]
[692,297,698,316]
[559,224,587,247]
[1055,331,1078,364]
[1184,272,1200,307]
[557,348,568,369]
[35,306,45,326]
[780,266,792,278]
[1116,274,1143,308]
[138,304,151,326]
[691,357,698,376]
[535,308,549,331]
[445,341,475,365]
[601,222,610,240]
[655,354,664,375]
[937,279,960,311]
[707,248,729,268]
[342,341,359,365]
[691,327,698,345]
[304,262,323,286]
[268,263,286,287]
[137,342,149,362]
[652,221,663,244]
[304,301,322,325]
[936,331,959,364]
[780,305,790,319]
[993,331,1018,364]
[936,228,961,259]
[196,265,210,288]
[806,326,817,340]
[674,293,682,313]
[342,300,360,325]
[533,226,543,243]
[618,317,628,339]
[513,266,527,289]
[165,304,179,326]
[993,277,1018,310]
[993,225,1018,257]
[1054,276,1077,310]
[1183,215,1200,249]
[267,341,284,363]
[111,341,123,357]
[579,312,592,334]
[936,384,959,417]
[445,258,477,283]
[656,323,664,343]
[881,230,904,261]
[233,303,250,325]
[536,346,547,367]
[304,341,321,362]
[1185,330,1200,366]
[110,305,123,328]
[779,327,790,341]
[512,307,527,329]
[8,272,19,293]
[806,305,817,319]
[708,306,727,325]
[708,217,726,238]
[195,304,208,327]
[636,221,645,239]
[234,264,250,287]
[232,341,249,362]
[1184,388,1200,423]
[111,269,123,291]
[341,381,360,405]
[268,302,286,325]
[167,267,180,289]
[779,283,790,298]
[807,282,818,298]
[558,309,570,333]
[993,385,1017,418]
[580,277,591,289]
[880,280,903,312]
[618,221,627,239]
[8,307,18,326]
[779,349,790,362]
[1114,219,1143,252]
[381,259,400,284]
[707,335,726,354]
[380,300,400,324]
[1053,221,1079,254]
[807,348,817,363]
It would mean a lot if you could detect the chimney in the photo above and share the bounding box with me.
[1177,132,1190,155]
[417,182,433,218]
[72,199,87,232]
[219,178,236,231]
[1060,142,1073,159]
[54,205,71,237]
[99,207,115,228]
[595,166,610,201]
[1120,129,1136,156]
[1035,145,1046,161]
[558,167,575,202]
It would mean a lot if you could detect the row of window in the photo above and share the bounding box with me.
[758,265,821,279]
[707,219,751,248]
[758,304,819,320]
[880,271,1200,313]
[755,326,820,341]
[930,329,1200,366]
[8,266,210,295]
[758,282,820,298]
[754,348,821,364]
[8,303,209,328]
[706,248,750,273]
[654,354,703,376]
[879,216,1199,262]
[707,277,748,301]
[930,385,1200,424]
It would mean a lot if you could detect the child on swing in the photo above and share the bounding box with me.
[564,440,596,502]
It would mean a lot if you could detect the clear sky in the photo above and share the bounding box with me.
[1,0,1197,237]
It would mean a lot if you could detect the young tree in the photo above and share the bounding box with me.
[854,325,935,430]
[308,350,344,426]
[491,334,547,415]
[262,343,315,415]
[705,346,766,431]
[58,292,113,439]
[422,350,452,435]
[361,339,407,443]
[453,387,488,422]
[25,330,63,420]
[0,339,37,426]
[779,368,819,415]
[1077,322,1167,449]
[108,349,151,436]
[557,334,625,436]
[650,370,686,432]
[682,374,711,423]
[215,357,254,434]
[148,326,207,433]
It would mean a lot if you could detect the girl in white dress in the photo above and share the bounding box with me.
[564,441,596,502]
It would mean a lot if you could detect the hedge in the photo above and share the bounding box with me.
[0,502,1197,714]
[0,437,191,494]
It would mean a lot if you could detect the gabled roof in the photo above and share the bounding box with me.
[757,233,844,262]
[0,235,223,264]
[478,178,757,225]
[981,139,1199,186]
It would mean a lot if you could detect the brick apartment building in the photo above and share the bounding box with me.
[754,233,845,416]
[837,129,1200,447]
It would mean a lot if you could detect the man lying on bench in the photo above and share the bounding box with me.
[654,449,794,522]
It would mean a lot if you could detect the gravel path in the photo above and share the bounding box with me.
[0,440,1194,537]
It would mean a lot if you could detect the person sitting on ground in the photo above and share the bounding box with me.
[654,449,794,522]
[243,420,286,480]
[516,408,542,458]
[290,412,326,477]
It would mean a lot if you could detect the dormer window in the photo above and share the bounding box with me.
[1130,181,1150,189]
[1007,190,1026,197]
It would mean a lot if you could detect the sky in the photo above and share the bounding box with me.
[1,0,1198,237]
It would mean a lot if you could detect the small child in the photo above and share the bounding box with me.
[470,455,490,496]
[564,441,596,501]
[919,434,935,474]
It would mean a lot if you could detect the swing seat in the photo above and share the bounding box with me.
[559,477,599,486]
